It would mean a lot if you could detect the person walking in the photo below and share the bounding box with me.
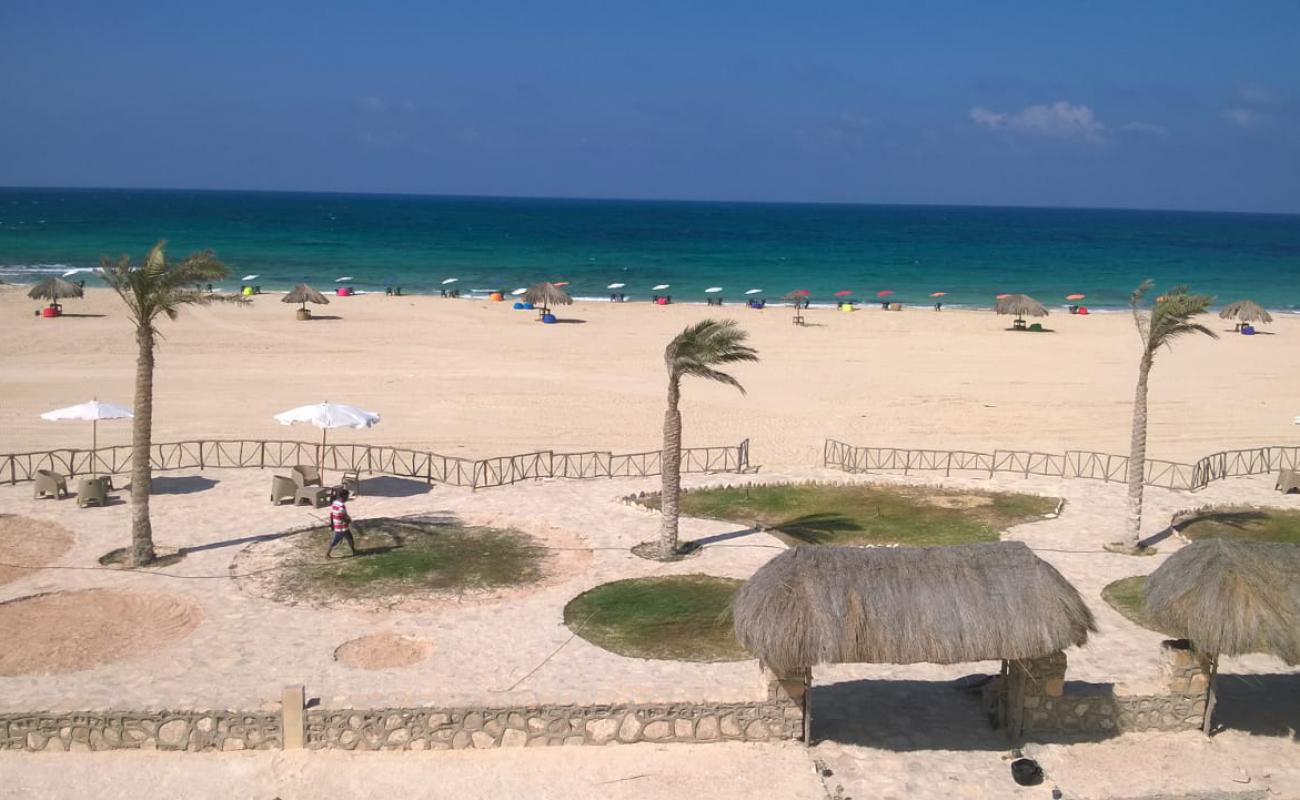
[326,488,356,557]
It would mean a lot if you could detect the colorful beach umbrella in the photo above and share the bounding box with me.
[1066,293,1086,301]
[877,290,895,298]
[996,293,1011,300]
[930,291,947,298]
[834,290,854,297]
[791,289,811,296]
[554,281,570,287]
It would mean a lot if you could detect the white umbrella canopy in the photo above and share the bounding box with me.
[40,399,134,454]
[274,402,381,472]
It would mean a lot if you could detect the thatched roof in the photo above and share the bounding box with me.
[282,284,329,305]
[732,542,1095,670]
[1145,538,1300,664]
[994,294,1048,318]
[1218,300,1273,325]
[523,282,572,308]
[27,276,84,301]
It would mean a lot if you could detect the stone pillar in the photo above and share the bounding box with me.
[761,665,811,742]
[1003,652,1068,738]
[1160,639,1212,732]
[281,685,305,750]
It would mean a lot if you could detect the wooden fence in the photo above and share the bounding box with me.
[1,438,751,491]
[823,439,1300,492]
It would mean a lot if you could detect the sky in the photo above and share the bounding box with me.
[1,1,1298,213]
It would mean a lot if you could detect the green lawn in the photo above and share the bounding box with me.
[564,575,749,662]
[1177,507,1300,544]
[1101,575,1174,635]
[638,483,1058,546]
[278,517,547,601]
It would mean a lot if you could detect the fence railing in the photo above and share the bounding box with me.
[1,438,751,491]
[824,439,1300,492]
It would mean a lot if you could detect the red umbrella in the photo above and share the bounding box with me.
[930,291,947,298]
[1066,293,1086,301]
[996,293,1011,300]
[554,281,570,287]
[876,289,894,298]
[790,289,811,297]
[834,290,854,297]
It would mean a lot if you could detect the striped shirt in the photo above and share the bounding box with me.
[329,499,350,532]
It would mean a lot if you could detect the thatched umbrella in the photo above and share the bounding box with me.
[1145,538,1300,733]
[1218,299,1273,330]
[27,276,84,311]
[733,542,1095,671]
[522,281,572,317]
[282,283,329,319]
[994,294,1048,326]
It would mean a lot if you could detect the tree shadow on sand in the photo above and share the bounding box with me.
[772,512,863,545]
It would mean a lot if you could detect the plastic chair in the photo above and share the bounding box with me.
[291,465,322,488]
[271,475,298,505]
[77,477,108,508]
[34,469,69,499]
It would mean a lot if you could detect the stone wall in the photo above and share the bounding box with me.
[994,641,1210,738]
[305,700,801,751]
[0,712,281,752]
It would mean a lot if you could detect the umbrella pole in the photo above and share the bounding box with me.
[92,419,98,476]
[321,428,327,481]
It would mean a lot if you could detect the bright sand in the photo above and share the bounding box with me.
[3,287,1298,463]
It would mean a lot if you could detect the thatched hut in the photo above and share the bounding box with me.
[522,282,572,317]
[994,294,1048,328]
[282,283,329,320]
[28,276,84,312]
[1145,538,1300,733]
[1218,299,1273,329]
[734,542,1094,670]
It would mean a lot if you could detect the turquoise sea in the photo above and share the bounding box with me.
[2,187,1299,310]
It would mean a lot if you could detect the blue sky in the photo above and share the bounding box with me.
[1,1,1297,212]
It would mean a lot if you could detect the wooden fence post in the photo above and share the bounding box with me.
[281,685,305,750]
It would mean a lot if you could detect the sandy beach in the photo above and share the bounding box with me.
[3,287,1298,464]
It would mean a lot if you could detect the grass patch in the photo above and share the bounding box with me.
[638,483,1058,546]
[278,516,547,601]
[564,575,748,662]
[1101,575,1174,635]
[1177,507,1300,545]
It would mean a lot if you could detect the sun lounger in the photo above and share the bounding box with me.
[295,485,331,508]
[271,475,298,505]
[34,469,69,500]
[76,477,109,508]
[291,465,323,488]
[1277,469,1300,494]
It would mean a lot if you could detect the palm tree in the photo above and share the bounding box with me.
[101,241,239,566]
[1107,281,1216,554]
[648,319,758,559]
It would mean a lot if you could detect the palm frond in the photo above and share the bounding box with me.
[665,318,760,393]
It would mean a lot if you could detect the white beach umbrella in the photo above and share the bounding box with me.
[61,267,95,278]
[511,287,528,296]
[241,274,259,282]
[40,399,133,456]
[607,282,626,289]
[441,277,459,285]
[652,284,670,291]
[745,288,763,295]
[274,402,381,468]
[705,287,723,293]
[335,276,353,283]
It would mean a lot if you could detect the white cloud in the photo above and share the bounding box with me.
[1236,83,1275,106]
[1224,107,1269,128]
[969,101,1107,142]
[1121,121,1168,136]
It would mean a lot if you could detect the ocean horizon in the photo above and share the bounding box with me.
[3,186,1299,311]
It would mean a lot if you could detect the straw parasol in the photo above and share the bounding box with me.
[27,276,84,307]
[522,281,572,316]
[733,542,1095,672]
[994,294,1048,324]
[282,283,330,317]
[1145,538,1300,733]
[1218,299,1273,327]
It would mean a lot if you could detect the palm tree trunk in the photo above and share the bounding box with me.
[129,327,157,567]
[659,377,683,557]
[1124,351,1153,549]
